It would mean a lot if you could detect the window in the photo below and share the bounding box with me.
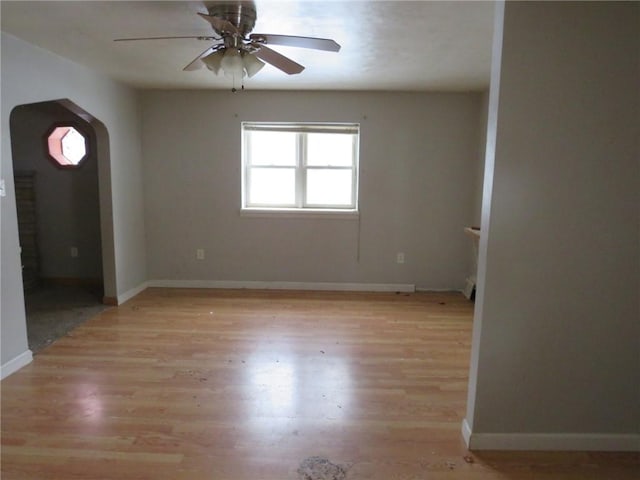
[242,122,359,212]
[46,125,88,167]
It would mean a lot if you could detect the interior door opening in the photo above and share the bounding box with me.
[9,99,112,353]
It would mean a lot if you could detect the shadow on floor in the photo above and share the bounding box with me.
[25,283,111,354]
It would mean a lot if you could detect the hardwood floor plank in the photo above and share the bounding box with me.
[2,289,638,479]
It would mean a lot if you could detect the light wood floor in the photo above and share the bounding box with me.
[1,289,637,479]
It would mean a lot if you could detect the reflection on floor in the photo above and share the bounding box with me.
[25,282,110,354]
[3,288,637,479]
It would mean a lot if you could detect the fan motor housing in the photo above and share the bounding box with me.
[205,1,257,36]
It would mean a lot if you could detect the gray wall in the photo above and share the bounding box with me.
[1,32,147,369]
[466,1,640,447]
[11,102,102,281]
[141,90,482,290]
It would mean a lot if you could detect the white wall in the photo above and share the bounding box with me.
[141,90,482,290]
[1,32,147,372]
[473,90,489,227]
[465,1,640,450]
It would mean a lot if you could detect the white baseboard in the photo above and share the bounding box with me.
[1,349,33,380]
[117,281,149,305]
[415,287,465,293]
[148,279,415,293]
[461,418,473,446]
[461,419,640,451]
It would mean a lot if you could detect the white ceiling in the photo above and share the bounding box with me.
[1,0,494,91]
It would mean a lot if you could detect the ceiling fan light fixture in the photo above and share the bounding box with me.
[221,48,245,78]
[242,53,265,78]
[201,50,224,74]
[119,2,341,83]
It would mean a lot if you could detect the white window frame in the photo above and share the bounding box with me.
[241,122,359,213]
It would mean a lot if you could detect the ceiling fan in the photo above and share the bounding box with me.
[115,1,341,83]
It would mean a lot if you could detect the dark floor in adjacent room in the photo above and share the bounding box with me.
[24,283,110,353]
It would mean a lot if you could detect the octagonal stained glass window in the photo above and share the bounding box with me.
[47,126,87,167]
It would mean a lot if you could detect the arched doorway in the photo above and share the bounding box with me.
[9,99,114,353]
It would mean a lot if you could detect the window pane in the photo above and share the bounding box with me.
[306,169,353,206]
[306,133,353,167]
[249,167,295,205]
[248,131,296,166]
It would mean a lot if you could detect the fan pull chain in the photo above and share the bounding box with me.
[231,74,238,93]
[230,73,246,93]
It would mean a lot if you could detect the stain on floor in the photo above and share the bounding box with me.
[298,456,347,480]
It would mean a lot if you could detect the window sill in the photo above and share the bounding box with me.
[240,208,359,220]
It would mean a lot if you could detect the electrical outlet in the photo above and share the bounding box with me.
[70,246,79,258]
[196,248,205,260]
[396,252,405,264]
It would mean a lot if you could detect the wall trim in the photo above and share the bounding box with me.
[461,420,640,451]
[1,349,33,380]
[114,281,149,305]
[148,279,415,293]
[415,287,465,293]
[103,296,118,306]
[461,418,473,447]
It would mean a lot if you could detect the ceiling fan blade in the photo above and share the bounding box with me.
[114,35,218,42]
[252,44,304,75]
[197,12,238,35]
[250,34,340,52]
[183,46,219,71]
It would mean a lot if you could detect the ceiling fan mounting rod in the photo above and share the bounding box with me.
[223,35,243,50]
[205,2,257,37]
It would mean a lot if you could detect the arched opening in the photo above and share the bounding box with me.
[9,99,115,353]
